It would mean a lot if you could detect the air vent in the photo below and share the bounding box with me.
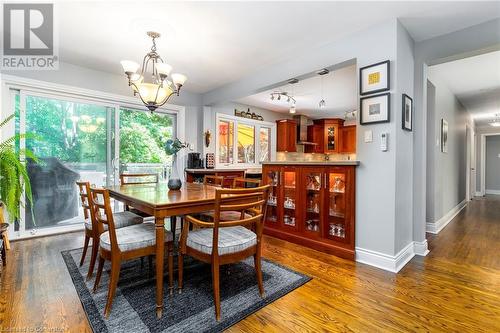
[288,78,299,84]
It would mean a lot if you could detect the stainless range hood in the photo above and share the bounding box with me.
[293,115,318,146]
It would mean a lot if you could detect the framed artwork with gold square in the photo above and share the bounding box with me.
[359,60,390,95]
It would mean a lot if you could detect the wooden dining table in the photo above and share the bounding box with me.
[107,182,222,318]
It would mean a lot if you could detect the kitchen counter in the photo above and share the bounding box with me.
[262,160,360,166]
[185,167,262,174]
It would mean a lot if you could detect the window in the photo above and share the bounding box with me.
[259,127,271,162]
[216,114,275,167]
[218,120,234,164]
[237,123,255,163]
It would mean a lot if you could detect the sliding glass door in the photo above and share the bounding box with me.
[11,91,178,238]
[17,93,115,232]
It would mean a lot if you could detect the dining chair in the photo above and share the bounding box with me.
[232,177,262,189]
[76,181,144,279]
[203,175,224,187]
[178,185,270,320]
[90,188,174,318]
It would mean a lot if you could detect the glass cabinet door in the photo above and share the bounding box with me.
[282,168,298,229]
[326,168,347,241]
[303,168,323,235]
[264,168,280,226]
[325,124,338,152]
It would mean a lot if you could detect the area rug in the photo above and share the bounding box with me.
[62,247,310,333]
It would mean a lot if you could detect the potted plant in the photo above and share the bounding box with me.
[0,114,37,225]
[164,138,189,190]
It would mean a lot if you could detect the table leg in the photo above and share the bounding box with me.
[155,217,165,319]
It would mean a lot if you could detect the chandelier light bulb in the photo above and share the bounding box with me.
[156,63,172,76]
[120,60,139,75]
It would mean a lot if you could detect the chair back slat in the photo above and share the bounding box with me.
[204,175,224,187]
[210,185,270,256]
[89,188,118,250]
[120,173,159,185]
[76,181,92,220]
[232,177,261,189]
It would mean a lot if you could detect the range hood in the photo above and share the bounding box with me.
[293,115,318,146]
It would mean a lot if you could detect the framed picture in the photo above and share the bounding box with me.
[441,119,448,153]
[360,93,390,125]
[402,94,413,131]
[359,60,390,95]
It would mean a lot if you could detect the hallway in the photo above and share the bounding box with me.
[0,196,499,332]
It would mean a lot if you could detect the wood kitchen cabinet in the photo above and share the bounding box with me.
[340,125,356,153]
[306,119,354,154]
[262,163,356,260]
[276,119,297,152]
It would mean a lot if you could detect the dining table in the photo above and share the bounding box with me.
[106,182,222,318]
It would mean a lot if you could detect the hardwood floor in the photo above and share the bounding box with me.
[0,196,499,332]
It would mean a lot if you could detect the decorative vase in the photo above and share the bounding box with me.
[168,155,182,191]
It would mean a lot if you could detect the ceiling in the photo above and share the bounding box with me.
[20,1,499,94]
[237,64,357,119]
[428,50,500,127]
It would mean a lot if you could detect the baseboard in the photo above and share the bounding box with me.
[356,242,415,273]
[426,199,467,234]
[485,189,500,195]
[413,239,430,256]
[475,191,483,197]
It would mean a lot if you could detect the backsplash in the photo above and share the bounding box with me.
[276,152,356,162]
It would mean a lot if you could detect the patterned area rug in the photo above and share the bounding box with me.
[62,247,310,333]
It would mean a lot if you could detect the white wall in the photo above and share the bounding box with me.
[485,135,500,192]
[425,73,471,223]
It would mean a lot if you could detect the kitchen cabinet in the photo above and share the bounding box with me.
[262,163,356,260]
[304,125,324,153]
[276,119,297,152]
[340,125,356,153]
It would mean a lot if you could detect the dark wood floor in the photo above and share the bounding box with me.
[0,196,499,332]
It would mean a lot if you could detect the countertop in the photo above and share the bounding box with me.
[262,160,360,166]
[185,168,262,174]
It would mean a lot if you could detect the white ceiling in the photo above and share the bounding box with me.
[35,1,500,93]
[237,64,357,119]
[428,50,500,127]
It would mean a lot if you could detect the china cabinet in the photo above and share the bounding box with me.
[262,163,356,260]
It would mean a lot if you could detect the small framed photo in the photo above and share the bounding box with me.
[359,60,390,95]
[360,93,390,125]
[441,119,448,153]
[402,94,413,131]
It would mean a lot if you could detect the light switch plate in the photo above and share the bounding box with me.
[364,130,373,143]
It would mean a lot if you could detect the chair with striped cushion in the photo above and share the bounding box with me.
[178,185,270,321]
[76,181,143,280]
[90,188,174,318]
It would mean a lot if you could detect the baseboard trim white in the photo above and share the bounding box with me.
[413,239,430,256]
[485,189,500,195]
[474,191,483,197]
[356,242,416,273]
[426,199,467,234]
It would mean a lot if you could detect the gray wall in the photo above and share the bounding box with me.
[394,21,415,253]
[202,19,416,257]
[475,128,500,193]
[413,18,500,244]
[425,73,470,223]
[486,135,500,192]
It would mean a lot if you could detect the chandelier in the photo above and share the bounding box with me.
[121,32,187,112]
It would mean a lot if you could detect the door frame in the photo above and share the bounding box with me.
[480,132,500,196]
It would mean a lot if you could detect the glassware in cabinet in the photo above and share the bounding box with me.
[264,168,279,225]
[303,169,323,234]
[326,171,347,240]
[282,169,297,228]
